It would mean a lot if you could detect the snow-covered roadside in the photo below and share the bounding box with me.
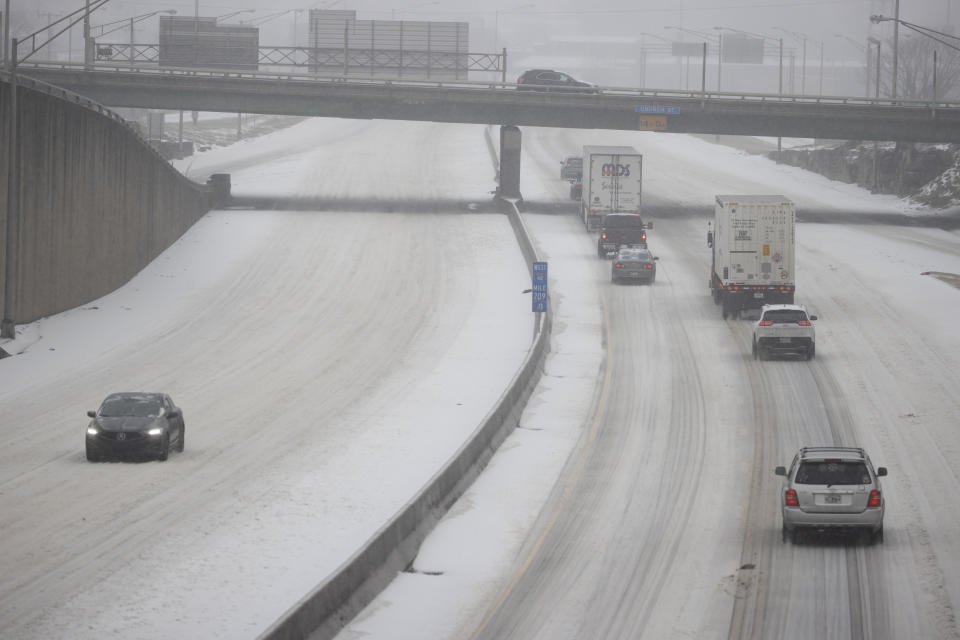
[335,127,960,639]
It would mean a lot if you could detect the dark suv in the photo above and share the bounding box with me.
[517,69,597,93]
[597,214,652,257]
[560,156,582,181]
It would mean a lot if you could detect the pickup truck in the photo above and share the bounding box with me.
[597,213,652,258]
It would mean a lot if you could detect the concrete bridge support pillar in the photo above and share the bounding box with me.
[498,125,522,202]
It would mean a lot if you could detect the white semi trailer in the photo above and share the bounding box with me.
[708,195,796,319]
[580,145,643,231]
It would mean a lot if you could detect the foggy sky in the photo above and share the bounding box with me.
[13,0,960,48]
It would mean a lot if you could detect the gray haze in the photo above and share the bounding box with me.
[7,0,956,96]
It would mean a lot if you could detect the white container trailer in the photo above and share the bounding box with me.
[708,195,796,319]
[580,145,643,230]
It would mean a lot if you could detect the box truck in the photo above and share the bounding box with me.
[580,146,642,231]
[708,195,796,319]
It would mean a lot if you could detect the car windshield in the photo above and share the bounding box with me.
[603,216,645,229]
[99,395,163,418]
[763,309,808,323]
[795,461,871,485]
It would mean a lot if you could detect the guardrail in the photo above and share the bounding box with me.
[17,60,960,111]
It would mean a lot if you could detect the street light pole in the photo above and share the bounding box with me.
[892,0,900,100]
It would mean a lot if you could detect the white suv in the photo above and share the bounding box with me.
[775,447,887,544]
[752,304,816,360]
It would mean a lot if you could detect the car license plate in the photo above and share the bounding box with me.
[824,494,841,504]
[779,337,792,343]
[753,292,765,299]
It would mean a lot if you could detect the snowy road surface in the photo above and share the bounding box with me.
[340,128,960,640]
[1,117,959,640]
[0,120,531,638]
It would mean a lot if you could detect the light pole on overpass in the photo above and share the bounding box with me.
[665,26,721,91]
[714,26,784,96]
[773,26,808,94]
[870,11,960,100]
[834,34,869,97]
[91,9,177,66]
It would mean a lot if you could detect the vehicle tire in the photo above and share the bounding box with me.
[158,433,170,461]
[781,525,789,543]
[177,424,185,452]
[752,339,758,360]
[790,528,802,544]
[807,344,815,360]
[611,276,618,284]
[872,527,884,544]
[85,446,100,463]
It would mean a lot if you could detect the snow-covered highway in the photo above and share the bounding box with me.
[2,116,959,640]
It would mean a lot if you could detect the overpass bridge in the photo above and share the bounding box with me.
[17,62,960,144]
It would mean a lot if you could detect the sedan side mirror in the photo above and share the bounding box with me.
[774,466,787,476]
[707,231,714,248]
[877,467,888,477]
[653,256,660,261]
[87,410,96,418]
[167,410,181,419]
[646,221,654,230]
[809,315,818,321]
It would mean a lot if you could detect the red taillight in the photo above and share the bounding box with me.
[797,320,811,326]
[615,263,623,269]
[601,232,608,240]
[785,489,799,507]
[759,320,773,326]
[868,489,882,508]
[645,264,653,269]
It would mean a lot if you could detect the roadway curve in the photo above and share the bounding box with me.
[0,119,532,638]
[459,128,960,640]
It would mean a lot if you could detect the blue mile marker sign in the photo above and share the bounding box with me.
[532,261,548,312]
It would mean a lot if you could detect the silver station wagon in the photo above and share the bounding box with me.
[775,446,887,543]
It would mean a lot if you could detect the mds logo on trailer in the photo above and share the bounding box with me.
[601,163,631,177]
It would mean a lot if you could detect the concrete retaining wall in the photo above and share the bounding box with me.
[0,73,212,326]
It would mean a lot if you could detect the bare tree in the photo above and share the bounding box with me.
[876,33,960,101]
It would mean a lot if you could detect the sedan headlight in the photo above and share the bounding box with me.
[147,428,164,436]
[87,427,99,436]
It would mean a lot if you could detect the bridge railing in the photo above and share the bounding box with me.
[92,43,506,80]
[19,60,960,113]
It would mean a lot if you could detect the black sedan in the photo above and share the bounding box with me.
[611,246,658,284]
[86,392,185,461]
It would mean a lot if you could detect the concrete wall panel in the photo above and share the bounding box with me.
[1,76,212,326]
